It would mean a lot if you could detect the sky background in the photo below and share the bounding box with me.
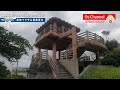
[0,11,120,70]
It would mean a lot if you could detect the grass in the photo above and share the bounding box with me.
[80,66,120,79]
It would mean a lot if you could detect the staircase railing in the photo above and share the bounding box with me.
[47,55,59,79]
[34,50,59,79]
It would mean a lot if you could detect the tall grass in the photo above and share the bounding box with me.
[81,66,120,79]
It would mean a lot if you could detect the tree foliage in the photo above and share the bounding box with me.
[105,39,118,51]
[101,40,120,67]
[0,26,32,61]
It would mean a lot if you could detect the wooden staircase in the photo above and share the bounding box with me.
[57,61,74,79]
[47,54,74,79]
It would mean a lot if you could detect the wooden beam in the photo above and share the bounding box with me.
[60,29,72,38]
[67,35,72,39]
[51,32,60,38]
[35,30,52,46]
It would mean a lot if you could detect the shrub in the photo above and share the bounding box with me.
[11,74,26,79]
[101,47,120,67]
[0,62,11,79]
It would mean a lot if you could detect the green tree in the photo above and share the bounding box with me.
[101,41,120,67]
[0,26,32,61]
[0,26,33,78]
[102,31,110,41]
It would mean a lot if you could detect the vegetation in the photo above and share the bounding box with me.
[105,39,118,51]
[81,66,120,79]
[100,39,120,67]
[100,31,120,67]
[0,61,26,79]
[0,26,32,79]
[0,62,11,79]
[11,74,26,79]
[0,26,32,61]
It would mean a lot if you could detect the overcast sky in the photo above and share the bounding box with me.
[0,11,120,69]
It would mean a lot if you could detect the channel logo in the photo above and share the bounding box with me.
[83,14,116,23]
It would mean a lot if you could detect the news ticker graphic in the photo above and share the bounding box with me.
[0,18,45,22]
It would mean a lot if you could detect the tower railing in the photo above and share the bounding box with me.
[36,24,72,42]
[77,30,104,44]
[60,44,73,59]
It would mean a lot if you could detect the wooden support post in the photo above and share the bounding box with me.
[38,48,41,53]
[62,26,65,33]
[44,28,45,34]
[52,42,56,61]
[96,51,100,65]
[50,24,52,31]
[95,33,97,41]
[38,48,41,60]
[71,27,79,78]
[59,51,61,60]
[72,27,77,59]
[66,49,68,59]
[46,49,48,60]
[53,22,57,32]
[86,30,89,40]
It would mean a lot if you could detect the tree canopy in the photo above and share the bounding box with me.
[0,26,32,62]
[101,39,120,67]
[105,39,118,51]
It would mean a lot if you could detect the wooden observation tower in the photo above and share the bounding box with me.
[28,17,107,79]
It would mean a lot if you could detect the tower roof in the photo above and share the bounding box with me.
[36,17,80,34]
